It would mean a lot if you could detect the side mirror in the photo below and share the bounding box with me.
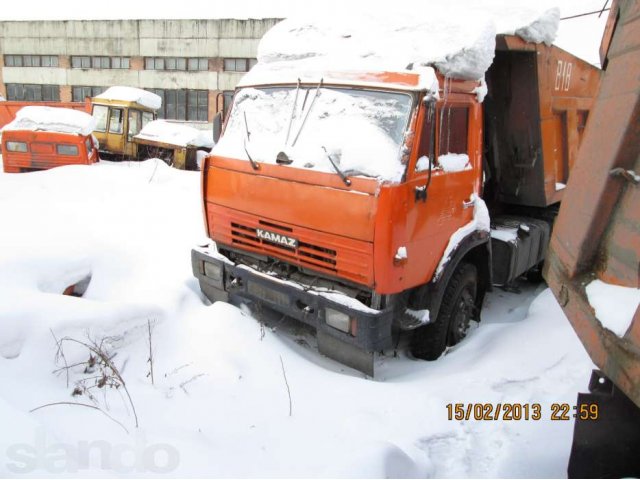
[213,112,223,144]
[423,92,437,105]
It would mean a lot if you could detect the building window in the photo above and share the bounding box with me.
[41,56,59,67]
[72,86,107,102]
[4,55,59,68]
[223,58,257,72]
[71,56,91,69]
[71,56,129,69]
[6,84,60,101]
[92,57,109,69]
[23,55,40,67]
[147,89,208,121]
[144,57,208,71]
[111,57,130,69]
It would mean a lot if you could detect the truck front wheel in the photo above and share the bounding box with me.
[411,262,478,360]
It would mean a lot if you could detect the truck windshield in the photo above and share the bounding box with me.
[213,86,413,183]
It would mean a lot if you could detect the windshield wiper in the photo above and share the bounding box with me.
[284,78,301,146]
[322,146,351,186]
[243,111,259,171]
[291,78,323,147]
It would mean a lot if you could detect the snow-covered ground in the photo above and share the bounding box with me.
[0,159,596,477]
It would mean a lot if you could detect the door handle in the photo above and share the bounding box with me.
[415,185,427,202]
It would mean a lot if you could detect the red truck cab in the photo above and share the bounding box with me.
[1,106,99,173]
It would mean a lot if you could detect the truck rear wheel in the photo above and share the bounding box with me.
[411,262,477,360]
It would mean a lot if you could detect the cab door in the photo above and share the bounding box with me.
[91,104,126,156]
[403,96,482,286]
[125,109,142,158]
[104,106,126,155]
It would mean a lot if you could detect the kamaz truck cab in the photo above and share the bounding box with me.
[192,36,601,375]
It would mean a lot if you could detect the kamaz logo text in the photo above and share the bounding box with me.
[256,228,298,248]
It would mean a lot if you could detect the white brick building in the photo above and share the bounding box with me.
[0,18,280,122]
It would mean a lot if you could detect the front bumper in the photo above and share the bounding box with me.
[191,245,394,353]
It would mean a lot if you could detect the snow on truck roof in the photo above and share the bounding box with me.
[242,3,560,86]
[94,86,162,111]
[134,120,214,149]
[2,106,96,136]
[215,3,561,185]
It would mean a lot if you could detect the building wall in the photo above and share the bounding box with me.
[0,55,5,98]
[0,18,281,121]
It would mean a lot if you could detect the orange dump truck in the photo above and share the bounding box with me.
[544,0,640,476]
[192,34,601,375]
[1,106,99,173]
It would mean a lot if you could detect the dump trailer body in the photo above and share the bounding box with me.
[544,0,640,476]
[485,36,602,208]
[485,38,601,286]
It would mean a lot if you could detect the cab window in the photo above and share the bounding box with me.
[108,108,124,134]
[416,104,435,172]
[56,144,79,156]
[142,111,154,128]
[439,106,469,155]
[415,104,469,172]
[6,141,28,152]
[92,105,109,132]
[128,110,142,139]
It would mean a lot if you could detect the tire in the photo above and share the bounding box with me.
[526,261,545,283]
[411,262,478,361]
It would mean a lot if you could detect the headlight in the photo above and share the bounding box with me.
[325,308,353,334]
[203,261,223,281]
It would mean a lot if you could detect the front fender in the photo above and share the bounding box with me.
[409,230,491,322]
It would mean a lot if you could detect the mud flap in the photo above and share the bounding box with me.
[568,370,640,478]
[317,329,374,377]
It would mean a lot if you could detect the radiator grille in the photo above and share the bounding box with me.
[231,221,337,271]
[209,204,373,286]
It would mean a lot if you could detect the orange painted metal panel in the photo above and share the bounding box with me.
[206,158,380,242]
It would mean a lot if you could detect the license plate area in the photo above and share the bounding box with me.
[247,281,290,307]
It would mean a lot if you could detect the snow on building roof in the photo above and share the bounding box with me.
[2,106,96,136]
[243,3,560,84]
[134,120,214,149]
[94,87,162,110]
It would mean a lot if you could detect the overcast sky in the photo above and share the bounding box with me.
[0,0,610,65]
